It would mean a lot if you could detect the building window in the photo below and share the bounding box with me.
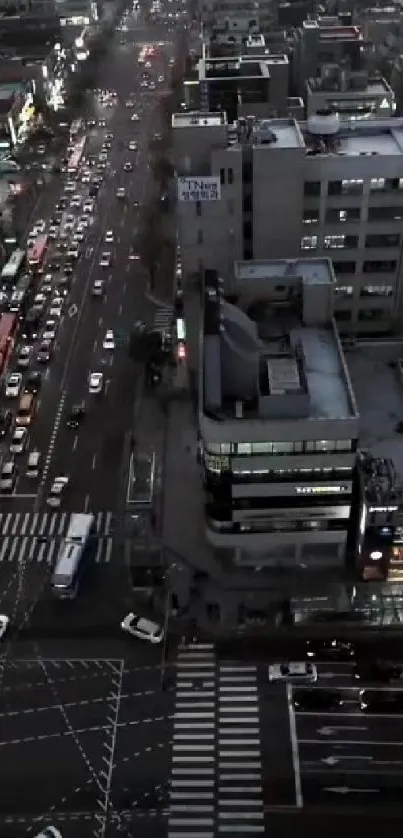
[301,235,317,251]
[385,178,403,191]
[333,260,356,274]
[334,286,353,297]
[328,180,342,196]
[324,235,358,249]
[360,284,393,297]
[363,260,397,273]
[341,178,364,195]
[365,233,400,248]
[370,177,385,191]
[334,310,352,322]
[367,206,403,222]
[197,229,203,245]
[305,440,352,453]
[325,207,360,223]
[358,308,385,321]
[304,180,320,197]
[196,201,202,217]
[303,210,319,224]
[220,168,225,185]
[228,167,234,184]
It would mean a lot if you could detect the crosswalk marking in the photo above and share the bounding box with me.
[0,511,115,565]
[153,306,173,333]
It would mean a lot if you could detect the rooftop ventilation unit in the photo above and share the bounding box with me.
[307,108,340,136]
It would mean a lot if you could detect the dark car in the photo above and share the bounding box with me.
[66,402,86,429]
[37,341,52,363]
[306,639,355,660]
[293,688,344,712]
[0,409,12,437]
[354,660,402,684]
[22,309,42,340]
[24,371,42,394]
[63,263,74,276]
[360,689,403,714]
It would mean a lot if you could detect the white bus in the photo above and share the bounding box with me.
[1,249,25,287]
[51,513,95,599]
[70,118,83,140]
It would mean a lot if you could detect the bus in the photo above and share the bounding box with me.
[9,275,33,317]
[0,313,18,380]
[51,513,96,599]
[1,249,25,288]
[67,137,86,173]
[27,235,48,271]
[70,118,83,140]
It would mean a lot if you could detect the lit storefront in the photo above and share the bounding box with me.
[0,85,37,149]
[42,43,68,111]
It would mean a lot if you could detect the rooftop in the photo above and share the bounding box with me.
[172,111,227,128]
[252,117,305,148]
[307,74,392,98]
[203,260,357,424]
[347,344,403,485]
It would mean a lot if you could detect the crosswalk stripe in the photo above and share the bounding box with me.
[0,512,116,565]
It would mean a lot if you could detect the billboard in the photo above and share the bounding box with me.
[178,176,221,202]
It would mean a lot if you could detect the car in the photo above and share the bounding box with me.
[89,371,104,394]
[293,688,344,711]
[0,614,9,640]
[306,639,355,660]
[47,475,69,508]
[24,371,42,394]
[49,297,63,318]
[268,662,318,684]
[70,195,81,208]
[64,181,76,193]
[0,460,17,493]
[99,251,111,267]
[26,449,41,478]
[66,402,86,429]
[41,276,53,295]
[104,230,114,243]
[360,689,403,714]
[83,200,94,214]
[103,330,115,350]
[129,249,140,260]
[354,660,403,683]
[5,372,22,398]
[23,310,41,340]
[99,152,108,163]
[10,426,27,455]
[34,292,47,308]
[17,345,32,369]
[91,279,105,297]
[124,162,133,172]
[35,219,46,233]
[63,263,74,275]
[0,409,12,437]
[116,187,126,199]
[42,320,57,341]
[131,113,140,121]
[37,341,52,363]
[98,119,106,127]
[81,171,91,183]
[106,132,113,140]
[121,613,164,643]
[129,140,138,151]
[48,225,58,239]
[67,246,79,260]
[125,99,134,107]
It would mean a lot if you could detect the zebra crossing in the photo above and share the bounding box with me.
[0,511,114,565]
[153,305,173,334]
[168,642,265,838]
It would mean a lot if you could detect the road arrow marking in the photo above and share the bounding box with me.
[322,756,373,766]
[318,726,367,736]
[324,786,380,794]
[68,303,78,318]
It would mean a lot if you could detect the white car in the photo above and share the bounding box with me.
[121,613,164,644]
[48,225,58,239]
[83,200,94,214]
[103,330,115,350]
[70,195,81,208]
[5,372,22,398]
[34,293,46,307]
[268,662,318,684]
[131,113,140,121]
[99,251,111,267]
[73,229,85,242]
[105,230,114,244]
[41,274,53,294]
[49,298,63,318]
[116,188,126,199]
[35,219,46,233]
[129,140,138,151]
[0,614,8,640]
[17,345,32,369]
[89,371,104,394]
[63,219,75,232]
[0,460,16,493]
[34,827,62,838]
[64,181,76,193]
[47,475,69,508]
[10,426,27,454]
[42,320,57,341]
[81,171,91,183]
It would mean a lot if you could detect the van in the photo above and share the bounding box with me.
[16,393,35,426]
[27,450,41,478]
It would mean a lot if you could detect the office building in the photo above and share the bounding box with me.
[200,258,359,575]
[291,16,364,97]
[306,68,395,121]
[173,111,403,335]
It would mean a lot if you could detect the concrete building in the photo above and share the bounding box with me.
[200,258,359,575]
[291,16,365,97]
[173,111,403,335]
[306,68,395,120]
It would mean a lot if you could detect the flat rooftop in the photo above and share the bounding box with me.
[172,111,226,128]
[234,258,333,285]
[253,118,305,148]
[338,127,403,156]
[347,344,403,482]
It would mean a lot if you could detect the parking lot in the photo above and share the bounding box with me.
[0,654,174,837]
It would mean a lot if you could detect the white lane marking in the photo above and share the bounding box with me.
[72,435,78,451]
[92,453,97,470]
